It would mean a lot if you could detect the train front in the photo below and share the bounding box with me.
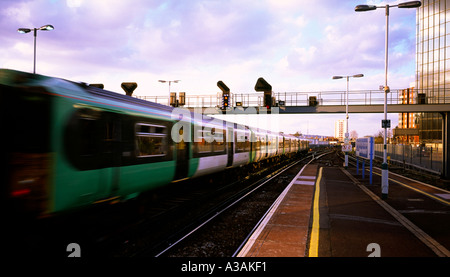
[1,69,53,219]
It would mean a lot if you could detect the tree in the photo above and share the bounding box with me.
[350,130,358,140]
[374,129,393,144]
[374,130,384,144]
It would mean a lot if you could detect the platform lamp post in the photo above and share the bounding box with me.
[159,80,181,107]
[158,79,181,94]
[17,24,54,74]
[355,1,421,199]
[332,74,364,169]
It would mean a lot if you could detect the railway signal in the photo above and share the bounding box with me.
[264,92,272,109]
[254,77,272,109]
[222,93,229,109]
[217,80,230,110]
[121,82,138,96]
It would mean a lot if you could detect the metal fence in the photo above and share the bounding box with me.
[374,143,443,174]
[135,88,450,108]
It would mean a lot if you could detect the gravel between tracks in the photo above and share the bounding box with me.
[160,162,306,257]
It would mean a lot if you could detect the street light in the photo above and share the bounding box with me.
[332,74,364,169]
[355,1,421,199]
[17,24,54,74]
[158,79,181,94]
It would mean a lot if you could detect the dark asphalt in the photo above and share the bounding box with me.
[315,153,449,257]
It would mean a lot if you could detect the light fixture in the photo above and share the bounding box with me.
[332,74,364,169]
[354,1,421,199]
[17,24,55,74]
[39,24,54,31]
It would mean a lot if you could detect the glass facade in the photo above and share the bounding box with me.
[397,88,420,144]
[415,0,450,142]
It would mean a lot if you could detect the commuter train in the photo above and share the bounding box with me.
[0,69,308,218]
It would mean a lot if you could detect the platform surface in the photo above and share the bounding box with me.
[238,163,318,257]
[238,152,450,257]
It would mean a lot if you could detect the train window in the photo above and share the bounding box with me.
[79,118,98,156]
[235,130,250,153]
[136,123,166,135]
[260,135,266,154]
[255,137,261,151]
[5,86,51,153]
[268,136,276,153]
[135,123,167,157]
[256,134,266,150]
[214,141,225,152]
[194,127,226,156]
[65,109,117,170]
[196,129,212,153]
[213,128,225,152]
[284,139,291,151]
[196,138,211,153]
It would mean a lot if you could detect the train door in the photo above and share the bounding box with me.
[250,131,256,163]
[100,112,122,196]
[64,109,122,202]
[264,134,268,158]
[226,126,234,167]
[174,127,189,180]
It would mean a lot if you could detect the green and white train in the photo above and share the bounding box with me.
[0,69,308,217]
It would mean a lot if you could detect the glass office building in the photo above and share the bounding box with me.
[415,0,450,142]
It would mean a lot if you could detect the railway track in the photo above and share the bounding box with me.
[153,152,324,257]
[156,149,449,258]
[117,152,318,257]
[6,150,324,258]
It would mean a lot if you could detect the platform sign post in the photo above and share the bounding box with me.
[356,157,359,174]
[362,159,365,179]
[356,137,374,185]
[342,137,352,156]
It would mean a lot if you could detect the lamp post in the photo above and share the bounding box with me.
[158,79,181,94]
[355,1,421,199]
[17,24,54,74]
[332,74,364,169]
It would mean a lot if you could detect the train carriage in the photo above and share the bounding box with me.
[1,69,308,218]
[191,115,228,177]
[229,123,251,168]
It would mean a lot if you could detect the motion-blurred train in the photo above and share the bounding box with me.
[0,69,309,218]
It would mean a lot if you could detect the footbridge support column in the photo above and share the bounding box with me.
[442,112,450,180]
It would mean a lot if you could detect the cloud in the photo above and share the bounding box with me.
[0,0,417,94]
[66,0,83,8]
[0,0,417,138]
[272,3,415,90]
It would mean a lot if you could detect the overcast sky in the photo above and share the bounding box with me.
[0,0,418,137]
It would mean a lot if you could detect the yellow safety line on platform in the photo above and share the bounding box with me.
[350,156,450,206]
[308,167,322,257]
[371,171,450,206]
[341,168,450,257]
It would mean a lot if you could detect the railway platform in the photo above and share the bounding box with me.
[237,152,450,257]
[237,163,318,257]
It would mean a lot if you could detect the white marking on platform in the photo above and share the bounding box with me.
[299,176,316,180]
[399,209,450,214]
[294,180,315,185]
[407,198,424,202]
